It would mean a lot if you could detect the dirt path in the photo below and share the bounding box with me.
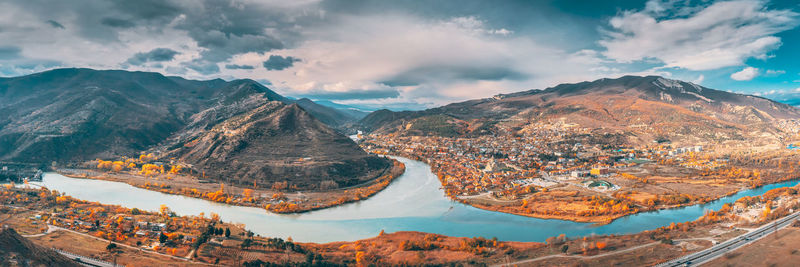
[35,224,213,266]
[21,224,58,238]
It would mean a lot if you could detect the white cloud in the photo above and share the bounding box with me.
[600,0,799,71]
[692,74,704,84]
[11,0,791,109]
[731,67,759,81]
[765,69,786,76]
[238,15,607,107]
[758,89,785,96]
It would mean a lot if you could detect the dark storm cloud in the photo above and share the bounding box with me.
[100,17,135,28]
[5,0,306,62]
[108,0,181,20]
[0,46,22,60]
[380,66,528,87]
[126,48,179,65]
[225,64,255,70]
[160,0,322,63]
[263,55,300,71]
[194,32,284,63]
[183,60,220,75]
[45,20,65,29]
[298,88,400,100]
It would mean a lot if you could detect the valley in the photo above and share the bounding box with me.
[0,68,406,214]
[4,156,800,266]
[358,76,800,224]
[5,0,800,265]
[361,134,800,223]
[4,72,800,266]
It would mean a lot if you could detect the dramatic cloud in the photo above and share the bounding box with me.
[731,67,759,81]
[183,60,220,75]
[263,55,300,71]
[225,64,255,70]
[45,20,64,29]
[100,17,135,28]
[380,66,527,87]
[252,14,611,107]
[0,0,797,109]
[601,0,799,70]
[0,46,22,60]
[298,88,401,100]
[126,48,179,65]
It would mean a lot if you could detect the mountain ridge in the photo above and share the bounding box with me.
[360,75,800,145]
[0,68,390,189]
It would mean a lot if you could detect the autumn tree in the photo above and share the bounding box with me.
[169,165,182,174]
[97,160,111,169]
[160,204,171,216]
[140,164,164,176]
[139,153,156,162]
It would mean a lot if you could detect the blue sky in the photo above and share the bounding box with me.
[0,0,799,110]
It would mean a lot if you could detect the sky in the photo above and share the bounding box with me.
[1,0,799,110]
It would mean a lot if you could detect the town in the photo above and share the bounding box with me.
[359,122,800,223]
[0,163,43,184]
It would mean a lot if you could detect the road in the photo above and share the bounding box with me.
[656,210,800,267]
[31,225,214,266]
[54,248,120,267]
[492,237,709,267]
[492,241,661,266]
[493,211,800,267]
[22,224,58,238]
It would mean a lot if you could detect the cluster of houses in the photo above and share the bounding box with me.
[45,211,197,247]
[0,164,42,183]
[362,125,711,199]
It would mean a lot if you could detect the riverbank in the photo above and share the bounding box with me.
[29,156,800,244]
[56,158,405,215]
[377,150,800,224]
[6,174,800,266]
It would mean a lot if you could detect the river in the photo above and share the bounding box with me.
[29,157,800,243]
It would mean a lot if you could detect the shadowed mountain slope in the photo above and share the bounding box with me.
[0,68,390,189]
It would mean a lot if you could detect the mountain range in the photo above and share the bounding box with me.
[0,68,389,189]
[360,76,800,146]
[4,69,799,187]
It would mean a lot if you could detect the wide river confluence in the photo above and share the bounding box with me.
[31,156,800,243]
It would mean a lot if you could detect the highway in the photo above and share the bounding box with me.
[657,210,800,267]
